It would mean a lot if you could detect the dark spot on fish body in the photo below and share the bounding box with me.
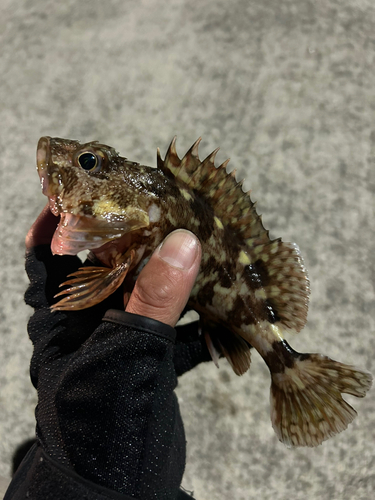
[263,340,305,373]
[145,171,182,199]
[201,256,234,289]
[234,295,277,329]
[190,190,215,242]
[263,299,281,324]
[201,256,217,277]
[196,280,216,307]
[218,268,233,288]
[81,201,94,215]
[263,349,285,373]
[242,259,270,290]
[92,172,111,181]
[296,351,311,362]
[227,295,256,327]
[222,225,243,262]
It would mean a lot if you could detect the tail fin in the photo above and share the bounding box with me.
[270,354,372,447]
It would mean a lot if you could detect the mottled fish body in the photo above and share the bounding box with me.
[36,136,372,447]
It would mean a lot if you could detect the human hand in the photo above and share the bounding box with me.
[18,208,203,499]
[25,202,59,249]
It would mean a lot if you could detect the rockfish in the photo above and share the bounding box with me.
[36,136,372,447]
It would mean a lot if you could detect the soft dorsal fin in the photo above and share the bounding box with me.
[247,240,310,332]
[157,137,270,244]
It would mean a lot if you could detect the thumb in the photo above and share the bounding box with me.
[125,230,201,327]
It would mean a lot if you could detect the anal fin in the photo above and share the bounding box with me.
[202,321,252,376]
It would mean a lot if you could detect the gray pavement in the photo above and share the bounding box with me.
[0,1,374,499]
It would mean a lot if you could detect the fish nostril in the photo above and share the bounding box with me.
[36,137,50,171]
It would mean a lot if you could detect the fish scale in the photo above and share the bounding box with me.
[36,135,372,448]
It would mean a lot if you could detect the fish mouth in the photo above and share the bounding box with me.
[37,137,51,194]
[37,136,62,208]
[37,136,64,215]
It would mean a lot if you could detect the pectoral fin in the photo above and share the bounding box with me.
[52,251,134,311]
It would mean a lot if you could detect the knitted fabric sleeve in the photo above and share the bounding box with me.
[5,246,196,500]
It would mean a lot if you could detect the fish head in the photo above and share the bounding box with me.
[36,137,150,255]
[37,136,121,213]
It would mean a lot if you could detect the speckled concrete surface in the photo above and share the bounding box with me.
[1,1,374,498]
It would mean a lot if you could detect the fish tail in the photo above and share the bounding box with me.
[269,348,372,447]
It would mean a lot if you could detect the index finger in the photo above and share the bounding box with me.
[25,203,60,249]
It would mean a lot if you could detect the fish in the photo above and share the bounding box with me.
[36,135,372,447]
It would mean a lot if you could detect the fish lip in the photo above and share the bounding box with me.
[37,136,63,201]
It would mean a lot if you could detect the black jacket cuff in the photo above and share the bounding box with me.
[103,310,176,343]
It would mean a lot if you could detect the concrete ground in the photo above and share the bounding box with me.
[0,1,374,498]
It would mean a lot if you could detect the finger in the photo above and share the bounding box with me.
[125,230,201,327]
[25,203,60,249]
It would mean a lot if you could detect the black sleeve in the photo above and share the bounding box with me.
[5,247,195,500]
[174,322,212,376]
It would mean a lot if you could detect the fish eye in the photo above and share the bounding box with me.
[74,147,108,173]
[77,152,98,171]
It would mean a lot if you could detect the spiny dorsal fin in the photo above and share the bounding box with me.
[159,138,310,333]
[157,137,269,243]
